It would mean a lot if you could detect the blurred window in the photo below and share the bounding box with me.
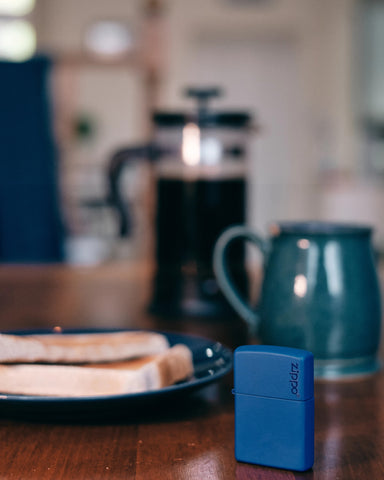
[0,19,36,61]
[0,0,36,61]
[0,0,35,16]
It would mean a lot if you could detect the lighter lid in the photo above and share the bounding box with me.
[234,345,314,401]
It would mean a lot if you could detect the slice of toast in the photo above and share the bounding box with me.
[0,331,169,364]
[0,344,194,397]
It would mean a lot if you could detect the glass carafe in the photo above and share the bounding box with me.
[108,88,254,317]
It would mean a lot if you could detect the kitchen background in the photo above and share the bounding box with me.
[1,0,384,265]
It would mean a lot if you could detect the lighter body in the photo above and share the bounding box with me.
[234,345,314,471]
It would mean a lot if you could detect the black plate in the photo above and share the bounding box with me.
[0,328,232,421]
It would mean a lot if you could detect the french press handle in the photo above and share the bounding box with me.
[108,143,160,236]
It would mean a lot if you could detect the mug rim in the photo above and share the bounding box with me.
[272,221,372,236]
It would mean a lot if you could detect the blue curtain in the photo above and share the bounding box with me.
[0,56,65,263]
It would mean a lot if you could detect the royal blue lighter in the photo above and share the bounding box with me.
[233,345,314,471]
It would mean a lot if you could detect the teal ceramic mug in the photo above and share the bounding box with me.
[214,222,382,378]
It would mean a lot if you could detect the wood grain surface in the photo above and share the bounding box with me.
[0,262,383,479]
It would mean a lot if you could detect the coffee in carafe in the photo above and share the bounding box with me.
[153,173,246,316]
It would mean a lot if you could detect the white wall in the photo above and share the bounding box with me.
[160,0,308,109]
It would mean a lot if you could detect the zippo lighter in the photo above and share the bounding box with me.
[233,345,314,471]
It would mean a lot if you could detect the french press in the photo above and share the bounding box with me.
[108,88,254,318]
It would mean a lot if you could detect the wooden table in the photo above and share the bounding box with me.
[0,262,383,479]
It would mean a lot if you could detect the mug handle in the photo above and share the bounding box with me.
[213,225,270,335]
